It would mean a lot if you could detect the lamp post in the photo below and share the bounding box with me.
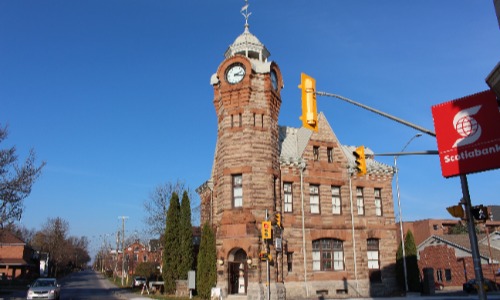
[394,133,422,293]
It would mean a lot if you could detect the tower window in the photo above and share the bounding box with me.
[233,174,243,207]
[284,182,293,213]
[374,188,382,216]
[313,146,319,161]
[310,185,320,214]
[239,113,242,127]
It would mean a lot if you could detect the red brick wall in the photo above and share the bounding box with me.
[418,244,499,287]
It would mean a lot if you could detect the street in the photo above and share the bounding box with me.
[1,270,148,300]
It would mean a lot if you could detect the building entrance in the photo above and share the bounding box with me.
[227,248,247,295]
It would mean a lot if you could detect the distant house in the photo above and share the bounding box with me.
[0,230,38,280]
[114,228,201,277]
[399,215,500,288]
[418,232,500,287]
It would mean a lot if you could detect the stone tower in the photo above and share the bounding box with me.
[200,3,285,299]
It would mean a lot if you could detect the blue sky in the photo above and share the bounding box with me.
[1,1,499,256]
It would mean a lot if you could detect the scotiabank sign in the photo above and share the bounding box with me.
[432,90,500,178]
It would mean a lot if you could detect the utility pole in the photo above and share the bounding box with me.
[118,216,128,286]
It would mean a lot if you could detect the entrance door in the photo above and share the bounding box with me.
[228,262,240,294]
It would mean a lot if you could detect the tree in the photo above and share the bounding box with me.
[395,229,421,292]
[134,262,158,279]
[143,180,189,237]
[31,217,90,276]
[405,230,421,292]
[396,240,405,289]
[32,217,69,277]
[0,125,45,227]
[196,223,216,300]
[179,190,194,279]
[162,192,181,294]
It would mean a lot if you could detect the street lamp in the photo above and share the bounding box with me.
[394,133,422,293]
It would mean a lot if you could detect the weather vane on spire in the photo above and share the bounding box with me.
[241,0,251,28]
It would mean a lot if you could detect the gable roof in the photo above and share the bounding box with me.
[0,230,26,245]
[279,112,393,174]
[419,233,500,263]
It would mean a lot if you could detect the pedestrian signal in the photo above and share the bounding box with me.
[471,205,488,222]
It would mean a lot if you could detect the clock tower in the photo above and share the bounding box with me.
[203,2,285,298]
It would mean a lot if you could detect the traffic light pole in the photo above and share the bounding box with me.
[315,90,486,299]
[460,176,486,300]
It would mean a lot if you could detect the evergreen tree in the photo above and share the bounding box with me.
[196,223,216,300]
[395,240,405,289]
[404,230,421,292]
[179,190,194,279]
[163,192,181,294]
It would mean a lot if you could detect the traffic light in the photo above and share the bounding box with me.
[259,251,268,261]
[275,213,281,228]
[261,221,272,240]
[471,205,488,221]
[352,146,367,176]
[298,73,318,132]
[446,205,464,219]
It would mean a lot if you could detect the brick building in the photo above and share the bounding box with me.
[114,240,162,277]
[418,233,500,288]
[0,230,38,280]
[196,6,398,299]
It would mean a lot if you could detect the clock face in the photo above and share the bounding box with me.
[226,63,246,84]
[271,70,278,90]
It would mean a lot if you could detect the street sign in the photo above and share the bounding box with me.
[431,90,500,178]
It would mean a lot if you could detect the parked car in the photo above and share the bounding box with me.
[463,278,498,293]
[131,276,147,288]
[27,278,61,300]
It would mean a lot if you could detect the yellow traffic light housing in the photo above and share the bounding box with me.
[275,213,281,228]
[298,73,318,132]
[353,146,367,176]
[446,205,464,219]
[261,221,272,240]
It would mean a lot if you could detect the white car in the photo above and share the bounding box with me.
[131,276,147,288]
[27,278,61,300]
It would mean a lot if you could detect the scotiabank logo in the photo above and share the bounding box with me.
[432,90,500,178]
[452,105,481,148]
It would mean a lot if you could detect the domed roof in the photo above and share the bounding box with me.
[224,25,270,61]
[224,2,270,62]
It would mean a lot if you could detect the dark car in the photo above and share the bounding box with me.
[131,276,147,288]
[463,278,498,293]
[27,278,61,300]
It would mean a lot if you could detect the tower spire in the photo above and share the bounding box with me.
[241,0,251,31]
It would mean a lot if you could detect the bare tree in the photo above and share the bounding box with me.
[0,125,45,227]
[143,180,191,237]
[32,217,69,277]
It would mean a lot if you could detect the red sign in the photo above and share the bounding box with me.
[432,90,500,178]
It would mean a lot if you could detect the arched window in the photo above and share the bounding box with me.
[312,239,344,271]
